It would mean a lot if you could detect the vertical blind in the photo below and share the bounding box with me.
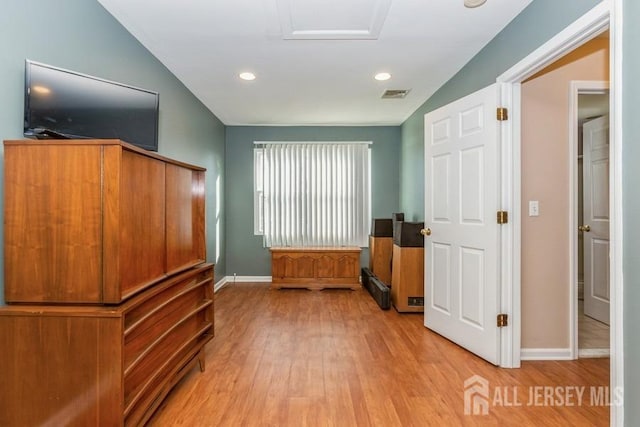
[257,142,371,248]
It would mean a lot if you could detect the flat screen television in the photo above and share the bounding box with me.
[24,60,159,151]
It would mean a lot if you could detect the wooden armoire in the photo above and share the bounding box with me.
[0,140,214,426]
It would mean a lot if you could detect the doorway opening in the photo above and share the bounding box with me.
[574,86,610,358]
[519,34,610,362]
[497,1,622,421]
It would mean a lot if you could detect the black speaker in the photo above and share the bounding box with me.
[392,212,405,223]
[393,221,424,247]
[392,212,404,229]
[391,212,405,242]
[370,218,393,237]
[369,276,391,310]
[362,267,373,288]
[361,268,390,310]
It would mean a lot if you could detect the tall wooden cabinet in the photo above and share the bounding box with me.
[4,140,206,303]
[0,140,213,426]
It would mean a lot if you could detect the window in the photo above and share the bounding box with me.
[254,142,371,247]
[253,148,265,235]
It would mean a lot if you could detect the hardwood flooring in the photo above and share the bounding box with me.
[578,300,610,350]
[149,283,610,426]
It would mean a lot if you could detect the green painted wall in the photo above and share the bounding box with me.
[400,0,601,221]
[623,0,639,422]
[0,0,226,302]
[225,126,401,276]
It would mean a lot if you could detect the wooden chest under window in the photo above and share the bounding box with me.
[270,247,361,290]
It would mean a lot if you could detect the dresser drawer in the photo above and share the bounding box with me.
[124,273,210,366]
[121,264,214,423]
[124,310,212,415]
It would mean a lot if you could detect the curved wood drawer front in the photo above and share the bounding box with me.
[124,282,209,367]
[124,334,212,426]
[0,264,215,427]
[122,263,214,423]
[124,322,213,418]
[124,268,211,331]
[124,295,211,370]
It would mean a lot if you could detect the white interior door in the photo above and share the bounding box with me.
[582,115,610,325]
[423,84,500,365]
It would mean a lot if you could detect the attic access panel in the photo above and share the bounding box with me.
[277,0,392,40]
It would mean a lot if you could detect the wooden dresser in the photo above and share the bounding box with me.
[0,140,213,426]
[270,247,361,290]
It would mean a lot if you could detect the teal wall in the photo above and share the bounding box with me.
[0,0,226,302]
[225,126,401,276]
[623,0,639,422]
[400,0,601,221]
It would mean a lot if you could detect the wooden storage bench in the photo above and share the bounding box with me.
[270,247,361,290]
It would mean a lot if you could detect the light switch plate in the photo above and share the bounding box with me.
[529,200,539,217]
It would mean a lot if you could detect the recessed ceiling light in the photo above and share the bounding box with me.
[374,72,391,81]
[239,72,256,81]
[464,0,487,8]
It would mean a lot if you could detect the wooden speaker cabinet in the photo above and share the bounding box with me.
[368,236,393,285]
[391,244,424,313]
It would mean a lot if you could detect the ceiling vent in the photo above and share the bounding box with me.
[382,89,410,99]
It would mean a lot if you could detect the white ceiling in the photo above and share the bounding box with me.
[97,0,534,126]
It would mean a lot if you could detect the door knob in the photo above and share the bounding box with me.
[420,228,432,236]
[578,225,591,232]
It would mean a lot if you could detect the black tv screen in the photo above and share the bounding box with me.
[24,60,159,151]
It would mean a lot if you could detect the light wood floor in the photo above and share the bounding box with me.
[578,300,610,350]
[150,283,609,426]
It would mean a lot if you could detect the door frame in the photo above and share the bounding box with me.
[496,0,623,424]
[569,80,610,359]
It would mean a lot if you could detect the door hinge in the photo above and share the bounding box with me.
[497,107,508,121]
[497,210,509,224]
[497,313,508,327]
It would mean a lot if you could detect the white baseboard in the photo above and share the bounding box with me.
[232,276,272,283]
[520,348,573,361]
[578,348,610,358]
[214,277,229,293]
[214,275,272,293]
